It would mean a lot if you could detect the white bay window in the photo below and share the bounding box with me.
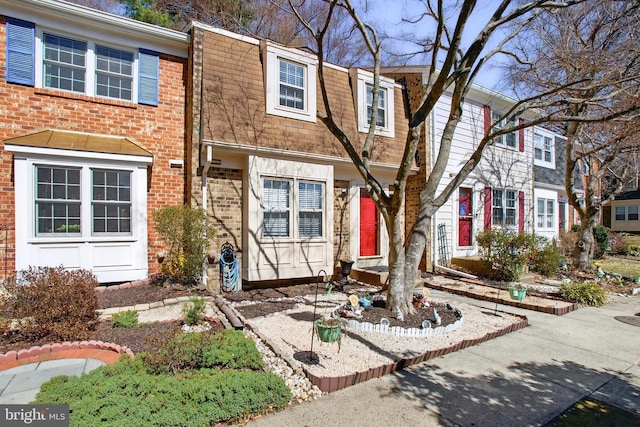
[6,130,152,282]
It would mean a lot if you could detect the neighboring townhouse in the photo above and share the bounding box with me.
[603,175,640,232]
[0,0,189,283]
[384,68,535,271]
[533,127,583,241]
[187,23,410,289]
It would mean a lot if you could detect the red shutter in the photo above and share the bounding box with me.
[518,191,525,232]
[518,118,525,152]
[484,187,492,230]
[483,106,491,136]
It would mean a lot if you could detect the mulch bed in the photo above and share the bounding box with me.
[1,281,220,355]
[97,280,210,309]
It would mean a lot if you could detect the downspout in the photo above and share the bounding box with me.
[429,102,478,281]
[198,41,211,288]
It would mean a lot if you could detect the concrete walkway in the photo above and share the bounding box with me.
[247,290,640,427]
[0,357,106,404]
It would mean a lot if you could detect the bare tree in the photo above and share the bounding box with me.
[282,0,609,317]
[67,0,123,13]
[506,0,640,269]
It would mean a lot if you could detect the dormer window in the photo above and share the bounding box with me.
[350,69,395,138]
[263,42,317,122]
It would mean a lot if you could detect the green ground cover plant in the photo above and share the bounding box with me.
[141,329,264,374]
[111,310,139,328]
[33,329,291,426]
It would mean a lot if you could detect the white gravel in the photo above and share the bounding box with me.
[246,296,522,378]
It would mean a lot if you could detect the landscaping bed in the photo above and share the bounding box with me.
[0,280,220,355]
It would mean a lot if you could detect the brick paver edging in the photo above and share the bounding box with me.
[303,314,529,393]
[0,341,134,371]
[425,281,579,315]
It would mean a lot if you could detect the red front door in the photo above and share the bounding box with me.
[458,187,473,246]
[360,189,379,256]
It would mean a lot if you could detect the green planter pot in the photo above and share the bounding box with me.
[509,287,527,301]
[315,318,341,343]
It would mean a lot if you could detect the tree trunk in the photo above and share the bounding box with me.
[574,219,595,270]
[385,206,431,319]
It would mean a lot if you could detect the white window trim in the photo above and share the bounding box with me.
[534,130,556,169]
[260,177,326,241]
[34,27,140,103]
[263,42,317,122]
[492,188,518,228]
[536,197,555,230]
[615,205,639,221]
[246,156,333,282]
[350,69,395,138]
[492,111,517,150]
[6,145,151,282]
[580,158,590,175]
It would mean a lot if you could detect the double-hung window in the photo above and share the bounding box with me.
[493,189,517,226]
[5,17,159,105]
[534,133,554,167]
[298,182,323,238]
[262,179,291,238]
[35,166,81,235]
[43,34,86,93]
[95,46,133,101]
[615,206,639,221]
[264,42,317,122]
[92,170,131,233]
[279,59,305,110]
[537,198,555,229]
[350,69,395,138]
[261,178,325,239]
[493,112,517,149]
[366,85,387,128]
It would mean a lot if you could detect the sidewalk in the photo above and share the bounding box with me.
[0,357,107,404]
[245,291,640,426]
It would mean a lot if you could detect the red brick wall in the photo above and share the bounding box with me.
[0,16,188,280]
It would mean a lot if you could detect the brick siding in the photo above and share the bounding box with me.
[0,16,188,280]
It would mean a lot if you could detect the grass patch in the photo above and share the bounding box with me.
[622,234,640,246]
[545,397,640,426]
[33,330,291,426]
[596,257,640,278]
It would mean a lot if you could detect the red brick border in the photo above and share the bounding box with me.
[302,314,529,393]
[0,341,133,371]
[426,281,579,315]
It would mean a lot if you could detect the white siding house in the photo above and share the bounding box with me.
[429,85,534,264]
